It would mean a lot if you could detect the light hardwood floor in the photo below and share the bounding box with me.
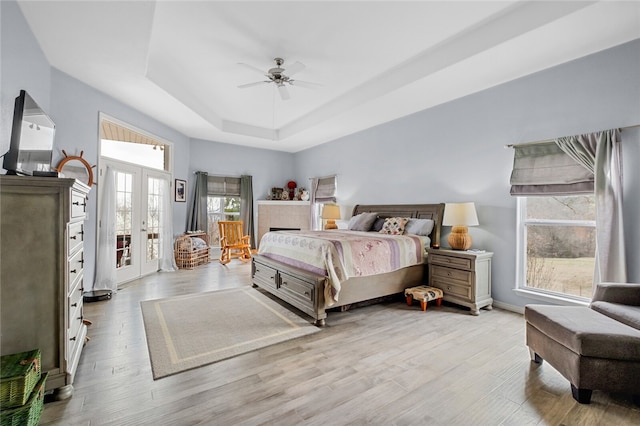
[40,261,640,425]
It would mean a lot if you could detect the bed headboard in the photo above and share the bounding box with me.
[352,203,445,248]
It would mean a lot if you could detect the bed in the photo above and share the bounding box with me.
[251,203,445,325]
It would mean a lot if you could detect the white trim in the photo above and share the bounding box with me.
[257,200,310,205]
[513,288,589,307]
[492,300,525,315]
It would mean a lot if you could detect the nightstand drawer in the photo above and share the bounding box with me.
[252,261,278,290]
[431,265,472,285]
[432,279,472,300]
[279,272,315,305]
[429,253,472,270]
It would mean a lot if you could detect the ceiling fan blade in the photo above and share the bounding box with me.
[289,79,322,89]
[284,61,305,77]
[238,81,270,89]
[277,84,290,100]
[238,62,268,76]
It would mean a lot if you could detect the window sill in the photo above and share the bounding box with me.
[514,288,590,307]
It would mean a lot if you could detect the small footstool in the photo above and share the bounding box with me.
[405,286,443,311]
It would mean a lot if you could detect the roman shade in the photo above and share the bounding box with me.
[314,175,337,203]
[510,141,594,196]
[207,176,241,197]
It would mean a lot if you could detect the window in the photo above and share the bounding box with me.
[205,175,242,247]
[517,195,596,300]
[100,118,170,171]
[207,196,240,247]
[311,175,337,230]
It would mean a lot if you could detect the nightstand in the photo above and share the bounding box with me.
[425,248,493,315]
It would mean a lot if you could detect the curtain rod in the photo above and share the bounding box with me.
[504,124,640,149]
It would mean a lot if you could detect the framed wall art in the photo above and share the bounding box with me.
[175,179,186,202]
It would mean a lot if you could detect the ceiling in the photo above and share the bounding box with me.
[18,1,640,152]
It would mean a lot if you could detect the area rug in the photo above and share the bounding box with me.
[140,287,320,379]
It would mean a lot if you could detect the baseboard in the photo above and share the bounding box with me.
[492,300,524,315]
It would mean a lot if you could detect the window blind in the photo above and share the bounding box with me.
[314,175,337,203]
[510,142,594,196]
[207,176,241,197]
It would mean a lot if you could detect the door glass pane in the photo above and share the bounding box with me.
[147,177,161,262]
[525,224,596,298]
[115,171,133,268]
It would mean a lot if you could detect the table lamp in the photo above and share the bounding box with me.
[322,204,341,230]
[442,202,479,250]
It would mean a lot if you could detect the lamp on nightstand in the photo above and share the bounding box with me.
[322,204,341,230]
[443,202,479,250]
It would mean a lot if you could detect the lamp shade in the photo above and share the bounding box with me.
[321,204,341,220]
[442,202,479,226]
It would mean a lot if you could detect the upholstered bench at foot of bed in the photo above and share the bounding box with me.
[405,286,443,311]
[525,304,640,404]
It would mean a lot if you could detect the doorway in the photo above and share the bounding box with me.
[98,115,173,286]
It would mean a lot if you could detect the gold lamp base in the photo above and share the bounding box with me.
[325,220,338,230]
[448,225,472,250]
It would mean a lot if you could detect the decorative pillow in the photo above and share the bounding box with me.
[379,217,409,235]
[347,212,378,231]
[370,217,385,232]
[404,218,435,236]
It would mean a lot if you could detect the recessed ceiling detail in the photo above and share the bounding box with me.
[17,1,640,152]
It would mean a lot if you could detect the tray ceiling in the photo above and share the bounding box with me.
[17,1,640,152]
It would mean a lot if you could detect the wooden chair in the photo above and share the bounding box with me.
[218,221,252,264]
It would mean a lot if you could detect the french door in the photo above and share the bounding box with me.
[99,159,170,284]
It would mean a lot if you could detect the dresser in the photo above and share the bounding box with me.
[426,248,493,315]
[0,176,90,399]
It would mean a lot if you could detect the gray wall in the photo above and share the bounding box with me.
[3,0,638,309]
[293,39,640,310]
[189,138,294,232]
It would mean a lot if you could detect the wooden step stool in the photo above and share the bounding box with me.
[405,286,443,311]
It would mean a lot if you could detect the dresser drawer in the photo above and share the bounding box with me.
[431,265,472,285]
[252,261,278,291]
[278,272,315,305]
[68,277,83,327]
[68,221,84,255]
[67,301,83,352]
[431,278,472,300]
[429,254,472,270]
[71,190,87,218]
[68,249,84,287]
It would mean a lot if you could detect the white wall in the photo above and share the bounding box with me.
[293,39,640,309]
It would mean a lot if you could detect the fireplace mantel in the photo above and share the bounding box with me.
[257,200,311,246]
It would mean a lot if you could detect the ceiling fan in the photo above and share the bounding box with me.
[237,57,321,100]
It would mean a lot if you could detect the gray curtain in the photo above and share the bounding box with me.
[187,171,208,233]
[240,175,256,248]
[556,129,627,284]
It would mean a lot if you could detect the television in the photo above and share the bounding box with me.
[2,90,56,176]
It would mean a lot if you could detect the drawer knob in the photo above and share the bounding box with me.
[304,291,310,296]
[73,201,87,207]
[70,269,77,274]
[71,302,78,307]
[70,336,76,341]
[70,235,77,240]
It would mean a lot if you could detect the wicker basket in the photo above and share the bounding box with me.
[0,373,47,426]
[174,233,211,269]
[0,349,41,409]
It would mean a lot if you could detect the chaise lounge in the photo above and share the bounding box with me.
[525,282,640,404]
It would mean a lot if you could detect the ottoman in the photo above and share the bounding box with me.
[405,285,443,311]
[525,304,640,403]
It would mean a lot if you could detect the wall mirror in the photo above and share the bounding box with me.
[56,150,95,187]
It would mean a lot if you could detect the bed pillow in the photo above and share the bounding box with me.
[379,217,409,235]
[370,217,385,232]
[404,218,435,236]
[347,212,378,231]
